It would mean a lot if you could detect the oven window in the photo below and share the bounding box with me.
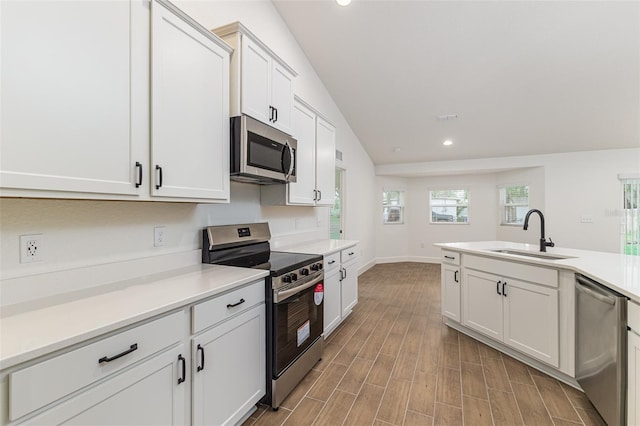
[274,283,323,375]
[247,131,285,173]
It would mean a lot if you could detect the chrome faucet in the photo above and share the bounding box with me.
[523,209,555,252]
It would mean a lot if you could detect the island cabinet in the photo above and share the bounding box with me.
[629,301,640,426]
[0,0,231,203]
[191,280,266,426]
[5,312,188,425]
[461,255,560,368]
[440,250,461,322]
[261,99,336,207]
[213,22,297,136]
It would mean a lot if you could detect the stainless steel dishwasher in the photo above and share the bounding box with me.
[576,273,627,426]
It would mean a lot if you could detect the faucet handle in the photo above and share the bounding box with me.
[546,237,555,247]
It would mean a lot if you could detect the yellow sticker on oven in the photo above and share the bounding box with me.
[297,320,310,347]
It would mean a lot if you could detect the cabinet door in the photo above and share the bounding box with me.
[441,264,461,322]
[629,331,640,426]
[1,0,144,196]
[315,117,336,206]
[323,269,342,337]
[270,62,294,135]
[241,37,271,125]
[23,345,187,425]
[151,1,229,201]
[462,269,503,341]
[192,305,265,426]
[341,262,358,318]
[288,101,317,205]
[503,279,559,367]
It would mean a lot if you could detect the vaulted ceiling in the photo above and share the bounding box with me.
[273,0,640,165]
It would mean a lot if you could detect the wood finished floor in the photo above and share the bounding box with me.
[244,262,606,426]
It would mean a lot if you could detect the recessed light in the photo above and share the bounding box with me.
[336,0,351,5]
[443,140,453,146]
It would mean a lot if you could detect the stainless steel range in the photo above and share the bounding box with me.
[202,223,324,409]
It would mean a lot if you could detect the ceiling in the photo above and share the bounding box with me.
[272,0,640,165]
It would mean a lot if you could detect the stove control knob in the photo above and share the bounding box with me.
[290,273,298,281]
[283,275,292,283]
[311,263,322,271]
[300,268,309,276]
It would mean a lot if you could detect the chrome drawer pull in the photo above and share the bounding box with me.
[98,343,138,364]
[226,298,245,308]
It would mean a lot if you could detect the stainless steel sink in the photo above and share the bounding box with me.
[490,249,575,260]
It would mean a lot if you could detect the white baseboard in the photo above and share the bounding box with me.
[375,256,440,264]
[358,259,376,275]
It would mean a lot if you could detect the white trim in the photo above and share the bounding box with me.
[619,173,640,180]
[358,259,376,275]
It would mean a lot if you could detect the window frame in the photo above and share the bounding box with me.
[621,175,640,256]
[429,188,469,225]
[382,190,405,225]
[498,184,530,226]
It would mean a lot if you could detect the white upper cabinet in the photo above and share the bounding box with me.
[151,0,230,201]
[213,22,296,136]
[0,0,147,197]
[260,99,336,207]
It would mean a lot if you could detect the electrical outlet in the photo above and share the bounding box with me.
[20,234,43,263]
[154,226,166,247]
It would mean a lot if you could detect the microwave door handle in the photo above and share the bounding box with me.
[284,141,294,181]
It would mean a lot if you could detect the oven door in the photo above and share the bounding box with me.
[273,276,324,376]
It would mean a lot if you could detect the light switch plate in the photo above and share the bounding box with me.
[580,215,593,223]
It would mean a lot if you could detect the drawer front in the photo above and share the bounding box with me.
[442,250,460,266]
[464,254,558,288]
[192,279,265,334]
[9,311,185,421]
[341,247,358,264]
[630,301,640,332]
[324,252,340,273]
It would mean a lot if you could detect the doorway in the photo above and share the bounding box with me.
[330,168,345,239]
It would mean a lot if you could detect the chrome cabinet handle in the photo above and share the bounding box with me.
[98,344,138,364]
[283,140,294,181]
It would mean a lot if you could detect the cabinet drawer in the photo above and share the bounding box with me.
[324,252,340,273]
[442,250,460,266]
[341,247,358,264]
[9,311,185,421]
[465,254,558,288]
[192,279,265,334]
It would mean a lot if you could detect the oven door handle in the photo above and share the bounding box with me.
[274,275,323,303]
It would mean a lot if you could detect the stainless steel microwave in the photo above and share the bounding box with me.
[230,115,297,184]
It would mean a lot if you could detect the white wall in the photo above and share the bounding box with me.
[0,0,376,282]
[374,176,410,262]
[374,148,640,261]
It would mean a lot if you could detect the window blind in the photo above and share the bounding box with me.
[622,178,639,256]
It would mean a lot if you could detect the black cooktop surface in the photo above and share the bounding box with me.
[267,251,322,276]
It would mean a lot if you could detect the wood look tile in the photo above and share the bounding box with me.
[380,331,405,357]
[532,375,582,423]
[478,342,502,359]
[337,356,373,394]
[344,383,385,425]
[281,398,323,426]
[511,382,554,426]
[461,361,488,400]
[407,371,437,416]
[440,342,461,370]
[312,390,356,426]
[391,349,418,381]
[463,395,494,426]
[435,366,462,408]
[487,389,524,425]
[307,363,348,402]
[502,355,535,386]
[366,353,396,387]
[251,406,292,426]
[551,417,583,426]
[482,356,512,392]
[280,368,322,410]
[333,335,367,366]
[575,408,606,426]
[560,383,595,410]
[358,329,389,360]
[313,341,340,372]
[329,323,357,346]
[433,402,463,426]
[416,337,440,376]
[440,324,459,344]
[459,333,481,364]
[404,410,434,426]
[376,378,412,425]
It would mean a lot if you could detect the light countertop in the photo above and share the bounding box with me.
[277,239,359,256]
[435,241,640,302]
[0,264,268,370]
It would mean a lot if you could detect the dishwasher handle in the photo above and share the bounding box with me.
[576,275,617,305]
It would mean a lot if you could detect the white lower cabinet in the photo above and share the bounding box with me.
[462,268,559,367]
[441,251,461,322]
[22,345,187,426]
[340,248,358,318]
[323,263,342,337]
[191,297,265,426]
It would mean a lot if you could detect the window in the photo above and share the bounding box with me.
[430,189,468,223]
[383,190,405,224]
[622,178,639,256]
[499,185,529,225]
